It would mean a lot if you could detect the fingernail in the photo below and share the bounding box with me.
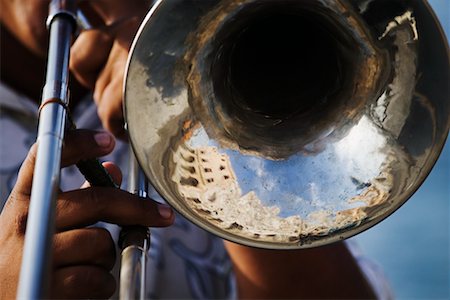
[157,204,173,219]
[94,132,112,148]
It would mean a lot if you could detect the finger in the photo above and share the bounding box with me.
[70,30,113,89]
[1,146,37,228]
[96,76,127,139]
[80,162,122,189]
[53,227,116,271]
[102,162,122,185]
[12,129,114,197]
[51,265,115,299]
[56,188,174,231]
[94,46,127,139]
[61,130,115,167]
[12,143,38,196]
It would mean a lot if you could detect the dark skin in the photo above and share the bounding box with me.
[0,129,175,299]
[1,0,146,139]
[0,23,88,109]
[0,23,46,103]
[0,2,176,298]
[0,1,377,298]
[225,242,376,299]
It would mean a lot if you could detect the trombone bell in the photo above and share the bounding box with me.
[124,0,449,249]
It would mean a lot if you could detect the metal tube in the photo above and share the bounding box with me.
[17,1,76,298]
[119,151,150,300]
[120,243,148,300]
[128,151,148,198]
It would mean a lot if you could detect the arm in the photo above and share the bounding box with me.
[225,241,377,299]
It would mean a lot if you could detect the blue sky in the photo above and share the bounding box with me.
[352,2,449,298]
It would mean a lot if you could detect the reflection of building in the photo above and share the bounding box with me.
[171,145,304,243]
[171,143,395,244]
[171,145,240,203]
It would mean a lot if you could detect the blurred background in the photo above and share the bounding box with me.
[352,1,449,298]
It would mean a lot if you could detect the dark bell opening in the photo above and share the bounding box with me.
[188,2,368,158]
[226,13,343,119]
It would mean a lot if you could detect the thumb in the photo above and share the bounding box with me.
[13,130,115,196]
[12,143,38,196]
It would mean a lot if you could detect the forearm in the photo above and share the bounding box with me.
[224,241,377,299]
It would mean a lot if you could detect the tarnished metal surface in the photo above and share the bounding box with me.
[124,0,449,249]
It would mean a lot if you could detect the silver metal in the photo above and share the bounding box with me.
[76,9,93,31]
[124,0,449,249]
[17,1,76,298]
[119,151,149,300]
[47,0,77,28]
[42,80,68,102]
[120,243,148,300]
[128,150,149,198]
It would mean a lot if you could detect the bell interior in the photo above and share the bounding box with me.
[187,1,378,158]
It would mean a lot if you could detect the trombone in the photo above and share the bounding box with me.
[17,0,450,298]
[17,1,150,299]
[17,1,79,297]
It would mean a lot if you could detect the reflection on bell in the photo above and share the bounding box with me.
[124,0,450,249]
[169,116,411,246]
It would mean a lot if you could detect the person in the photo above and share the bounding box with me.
[0,1,390,299]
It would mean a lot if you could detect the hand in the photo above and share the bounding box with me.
[70,1,151,139]
[0,129,174,299]
[2,0,150,138]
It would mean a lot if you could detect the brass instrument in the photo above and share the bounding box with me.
[18,1,79,297]
[17,1,150,299]
[124,0,449,249]
[18,0,449,298]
